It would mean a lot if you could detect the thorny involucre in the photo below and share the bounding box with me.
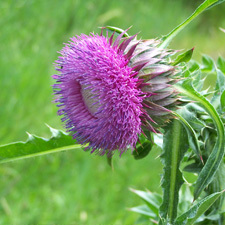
[53,28,180,156]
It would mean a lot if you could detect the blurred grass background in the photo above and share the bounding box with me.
[0,0,224,224]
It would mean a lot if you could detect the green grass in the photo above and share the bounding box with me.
[0,146,162,225]
[0,0,225,224]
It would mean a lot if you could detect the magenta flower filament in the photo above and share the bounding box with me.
[53,30,178,155]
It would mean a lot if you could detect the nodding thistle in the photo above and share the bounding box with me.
[53,28,180,156]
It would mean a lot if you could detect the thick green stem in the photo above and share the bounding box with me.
[159,119,189,223]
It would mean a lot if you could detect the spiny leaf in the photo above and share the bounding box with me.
[175,190,224,225]
[174,111,202,162]
[172,48,194,66]
[212,70,225,111]
[159,119,189,223]
[135,215,153,224]
[217,56,225,73]
[221,90,225,112]
[130,188,162,216]
[175,80,225,199]
[207,163,225,214]
[201,54,215,72]
[183,103,207,128]
[192,70,204,91]
[0,125,82,164]
[129,205,157,219]
[188,60,200,73]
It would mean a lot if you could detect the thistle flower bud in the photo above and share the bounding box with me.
[53,29,180,155]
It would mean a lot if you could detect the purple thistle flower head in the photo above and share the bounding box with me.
[53,28,179,156]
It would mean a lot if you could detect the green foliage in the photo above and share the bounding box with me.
[130,185,224,225]
[172,48,194,66]
[221,90,225,111]
[133,132,154,160]
[211,62,225,112]
[133,141,154,160]
[174,111,202,161]
[160,0,223,48]
[207,0,225,9]
[175,77,225,200]
[201,55,215,71]
[131,56,225,224]
[0,126,82,164]
[159,120,189,224]
[129,189,162,223]
[105,26,129,37]
[175,191,224,225]
[218,56,225,73]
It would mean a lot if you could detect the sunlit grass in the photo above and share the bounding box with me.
[0,146,162,224]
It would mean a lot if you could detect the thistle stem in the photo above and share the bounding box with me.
[159,0,218,49]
